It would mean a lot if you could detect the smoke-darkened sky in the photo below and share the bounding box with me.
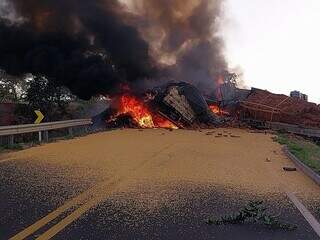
[0,0,227,99]
[1,0,318,103]
[0,0,156,99]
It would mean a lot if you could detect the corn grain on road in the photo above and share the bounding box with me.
[0,129,319,239]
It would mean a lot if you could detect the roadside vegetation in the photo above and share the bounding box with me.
[207,201,297,231]
[0,143,23,153]
[275,133,320,175]
[1,71,108,125]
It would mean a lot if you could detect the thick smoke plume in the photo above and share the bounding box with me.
[0,0,227,99]
[127,0,227,93]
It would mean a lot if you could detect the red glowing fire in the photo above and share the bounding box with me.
[118,95,178,129]
[118,95,154,128]
[209,104,221,114]
[153,114,179,129]
[209,104,229,116]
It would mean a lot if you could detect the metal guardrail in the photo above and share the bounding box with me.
[0,119,93,144]
[0,119,92,136]
[242,118,320,138]
[266,122,320,138]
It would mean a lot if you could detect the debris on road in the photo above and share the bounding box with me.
[266,158,272,162]
[283,167,297,172]
[206,131,215,135]
[230,135,241,138]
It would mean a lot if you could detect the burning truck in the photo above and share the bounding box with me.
[0,0,237,130]
[94,82,225,130]
[2,0,320,134]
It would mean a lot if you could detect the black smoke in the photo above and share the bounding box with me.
[0,0,154,99]
[129,0,228,94]
[0,0,228,100]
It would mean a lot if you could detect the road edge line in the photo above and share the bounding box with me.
[286,192,320,238]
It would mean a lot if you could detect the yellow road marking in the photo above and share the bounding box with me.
[36,180,121,240]
[10,145,171,240]
[9,178,117,240]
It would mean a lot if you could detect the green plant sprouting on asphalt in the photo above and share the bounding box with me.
[206,201,297,231]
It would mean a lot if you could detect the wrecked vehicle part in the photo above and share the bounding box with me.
[151,82,222,128]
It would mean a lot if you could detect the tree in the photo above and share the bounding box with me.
[0,70,31,103]
[0,71,19,102]
[20,75,75,122]
[0,71,78,124]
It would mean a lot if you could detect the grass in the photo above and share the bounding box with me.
[206,201,297,231]
[0,143,24,152]
[275,133,320,175]
[0,134,78,154]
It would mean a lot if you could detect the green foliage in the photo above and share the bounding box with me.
[0,80,17,102]
[0,144,23,152]
[0,70,31,103]
[26,76,69,120]
[14,75,76,123]
[275,134,320,174]
[206,201,297,231]
[0,72,21,102]
[1,71,100,124]
[63,135,74,140]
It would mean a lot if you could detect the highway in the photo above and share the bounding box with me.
[0,129,319,240]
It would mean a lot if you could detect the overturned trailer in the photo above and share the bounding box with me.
[93,82,222,129]
[150,82,221,128]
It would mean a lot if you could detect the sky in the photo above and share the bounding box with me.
[222,0,320,103]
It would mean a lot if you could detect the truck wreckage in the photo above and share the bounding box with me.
[93,82,225,129]
[149,82,222,128]
[93,76,320,140]
[93,75,249,129]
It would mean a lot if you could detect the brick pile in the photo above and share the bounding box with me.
[241,88,320,128]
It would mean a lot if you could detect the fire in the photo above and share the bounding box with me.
[153,115,179,130]
[217,75,225,85]
[119,95,155,128]
[209,104,229,116]
[209,104,221,114]
[118,95,178,129]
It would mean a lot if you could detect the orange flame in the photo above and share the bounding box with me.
[153,115,179,130]
[209,104,229,116]
[118,95,178,129]
[217,75,225,85]
[119,95,154,128]
[209,104,221,114]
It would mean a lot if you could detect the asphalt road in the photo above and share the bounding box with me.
[0,129,319,240]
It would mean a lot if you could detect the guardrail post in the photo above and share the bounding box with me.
[9,135,14,146]
[38,131,42,143]
[68,127,73,137]
[43,130,49,142]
